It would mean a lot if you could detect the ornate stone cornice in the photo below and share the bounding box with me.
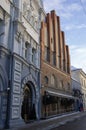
[0,45,10,56]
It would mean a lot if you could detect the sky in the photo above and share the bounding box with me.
[43,0,86,73]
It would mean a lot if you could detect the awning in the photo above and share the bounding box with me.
[46,90,75,99]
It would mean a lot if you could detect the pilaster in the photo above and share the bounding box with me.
[57,16,62,69]
[46,13,52,64]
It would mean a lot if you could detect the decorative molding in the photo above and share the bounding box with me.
[22,1,39,31]
[13,53,40,72]
[0,7,4,20]
[12,94,20,106]
[22,73,37,89]
[13,82,20,94]
[14,71,21,83]
[0,51,6,58]
[0,63,8,88]
[0,45,10,55]
[15,60,21,72]
[12,107,20,119]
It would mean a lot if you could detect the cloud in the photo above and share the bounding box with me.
[67,3,81,12]
[81,0,86,3]
[43,0,65,12]
[64,24,86,30]
[43,0,82,19]
[69,45,86,73]
[43,0,86,73]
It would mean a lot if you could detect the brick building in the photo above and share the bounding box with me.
[40,10,74,118]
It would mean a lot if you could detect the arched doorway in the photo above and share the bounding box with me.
[0,75,7,128]
[0,75,3,127]
[21,83,36,122]
[0,65,8,129]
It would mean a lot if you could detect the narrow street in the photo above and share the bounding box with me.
[51,114,86,130]
[7,112,86,130]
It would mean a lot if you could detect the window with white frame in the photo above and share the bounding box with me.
[23,41,32,62]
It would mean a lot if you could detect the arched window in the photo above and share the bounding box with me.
[44,76,48,84]
[25,42,28,59]
[0,19,5,44]
[51,74,55,86]
[32,48,36,64]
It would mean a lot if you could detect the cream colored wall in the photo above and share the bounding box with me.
[80,72,86,110]
[71,70,86,110]
[71,71,81,83]
[0,0,11,14]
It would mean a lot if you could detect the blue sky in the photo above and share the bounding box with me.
[43,0,86,73]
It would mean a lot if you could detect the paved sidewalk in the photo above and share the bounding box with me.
[6,111,86,130]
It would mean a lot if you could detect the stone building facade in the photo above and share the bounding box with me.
[0,0,45,129]
[40,10,74,118]
[71,78,83,111]
[71,69,86,110]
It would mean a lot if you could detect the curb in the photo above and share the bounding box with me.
[5,111,86,130]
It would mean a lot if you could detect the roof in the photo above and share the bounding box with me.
[71,66,81,71]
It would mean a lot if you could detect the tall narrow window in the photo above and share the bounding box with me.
[52,51,56,66]
[32,48,36,64]
[45,46,50,62]
[25,42,28,59]
[44,76,48,84]
[0,19,4,44]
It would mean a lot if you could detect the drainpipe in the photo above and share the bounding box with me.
[4,1,14,128]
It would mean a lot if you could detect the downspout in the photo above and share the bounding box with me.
[5,1,15,129]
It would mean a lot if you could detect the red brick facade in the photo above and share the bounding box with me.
[40,10,74,118]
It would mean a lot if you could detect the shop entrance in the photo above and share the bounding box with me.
[21,84,36,122]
